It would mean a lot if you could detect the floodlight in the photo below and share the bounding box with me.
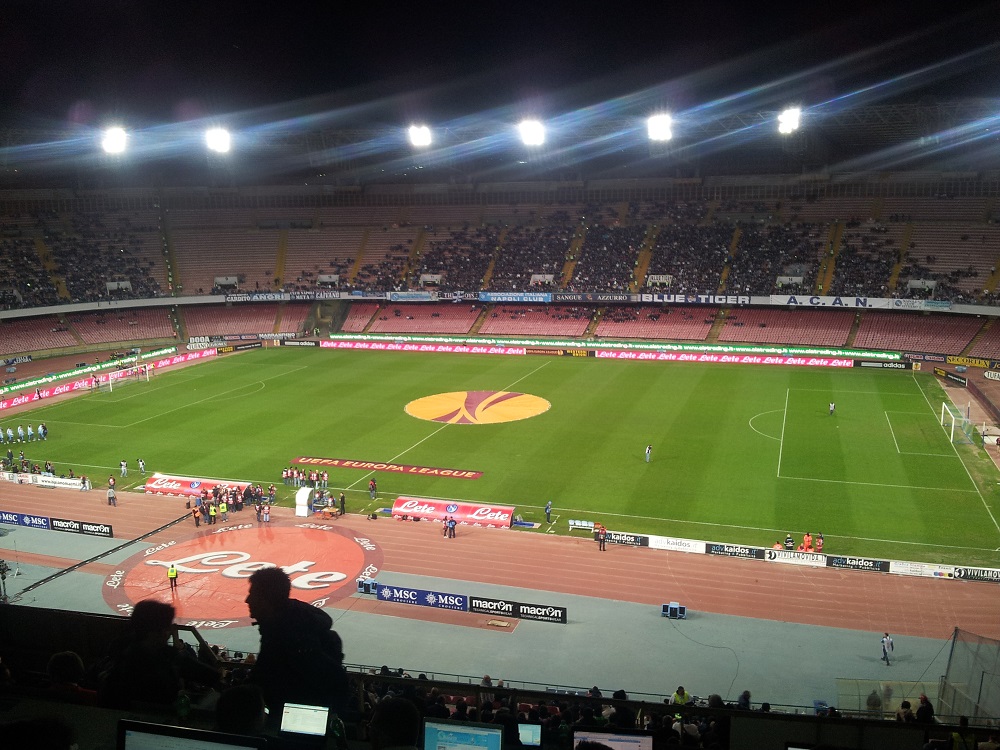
[647,114,673,141]
[778,107,801,134]
[101,127,127,154]
[205,128,231,153]
[518,119,545,146]
[408,125,432,147]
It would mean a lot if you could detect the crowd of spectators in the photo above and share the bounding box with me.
[412,226,500,292]
[0,236,61,309]
[489,225,575,291]
[643,224,733,295]
[6,199,1000,307]
[355,241,410,292]
[725,223,824,296]
[42,212,162,302]
[828,223,898,298]
[569,225,647,292]
[629,200,708,224]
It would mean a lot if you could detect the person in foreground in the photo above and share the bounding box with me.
[245,566,349,726]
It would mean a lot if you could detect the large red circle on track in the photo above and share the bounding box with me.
[102,523,382,627]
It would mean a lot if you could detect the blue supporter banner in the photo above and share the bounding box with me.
[376,584,468,611]
[478,292,552,303]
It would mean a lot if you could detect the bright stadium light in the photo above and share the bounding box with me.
[408,125,432,147]
[518,119,545,146]
[778,107,801,135]
[101,127,128,154]
[647,114,673,141]
[205,128,231,153]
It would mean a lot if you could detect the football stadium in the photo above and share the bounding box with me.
[2,4,1000,750]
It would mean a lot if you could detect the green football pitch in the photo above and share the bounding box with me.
[13,348,1000,567]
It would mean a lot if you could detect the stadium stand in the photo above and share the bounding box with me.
[595,306,718,341]
[829,220,904,298]
[643,223,732,294]
[283,228,361,291]
[276,303,312,333]
[896,222,1000,301]
[340,301,380,332]
[0,236,61,309]
[853,311,983,354]
[181,304,280,337]
[726,223,825,296]
[718,308,854,346]
[487,225,573,291]
[43,212,164,302]
[411,226,499,292]
[170,229,277,295]
[569,225,646,292]
[69,308,175,345]
[0,315,78,355]
[367,303,481,334]
[479,305,592,337]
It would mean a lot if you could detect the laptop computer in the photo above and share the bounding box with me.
[423,718,505,750]
[571,728,654,750]
[117,719,269,750]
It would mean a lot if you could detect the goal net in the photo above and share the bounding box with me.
[940,401,979,445]
[92,364,154,395]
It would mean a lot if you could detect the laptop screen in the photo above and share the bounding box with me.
[117,719,268,750]
[423,719,505,750]
[572,729,654,750]
[280,702,330,737]
[518,722,542,746]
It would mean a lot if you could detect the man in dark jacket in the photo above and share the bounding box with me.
[245,567,349,724]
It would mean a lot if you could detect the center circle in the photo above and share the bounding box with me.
[405,390,550,424]
[102,524,382,626]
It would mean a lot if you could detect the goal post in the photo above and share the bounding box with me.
[940,401,980,445]
[107,364,152,393]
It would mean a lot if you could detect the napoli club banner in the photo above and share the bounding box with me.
[144,473,254,499]
[391,497,514,528]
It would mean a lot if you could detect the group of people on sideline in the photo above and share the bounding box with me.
[774,531,824,553]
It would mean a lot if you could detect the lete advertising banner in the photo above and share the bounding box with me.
[144,473,254,499]
[391,497,514,527]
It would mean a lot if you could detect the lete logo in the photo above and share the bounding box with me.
[102,525,383,626]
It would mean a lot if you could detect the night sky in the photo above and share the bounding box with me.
[1,1,997,128]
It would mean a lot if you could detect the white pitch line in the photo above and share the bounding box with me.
[885,411,901,454]
[122,367,307,428]
[748,409,783,441]
[779,474,980,493]
[776,389,789,478]
[913,372,1000,536]
[789,388,922,395]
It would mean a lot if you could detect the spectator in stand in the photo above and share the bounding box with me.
[46,651,98,705]
[895,700,915,722]
[924,715,975,750]
[245,566,349,724]
[736,690,752,710]
[916,694,935,723]
[369,696,422,750]
[99,599,220,709]
[669,686,694,706]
